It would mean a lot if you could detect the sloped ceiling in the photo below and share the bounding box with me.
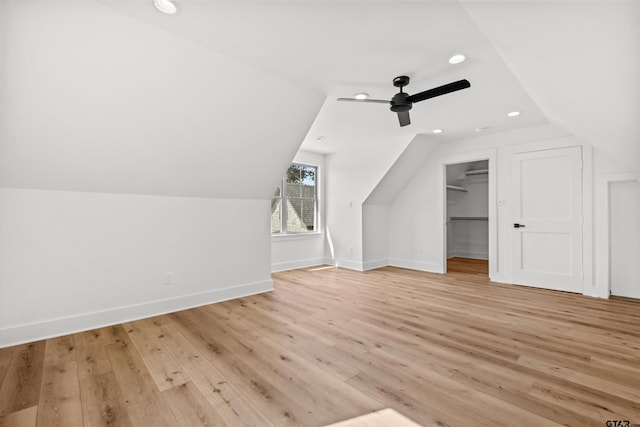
[364,134,442,205]
[462,1,640,172]
[103,0,549,153]
[0,0,324,198]
[0,1,637,200]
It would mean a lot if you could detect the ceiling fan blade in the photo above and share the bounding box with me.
[337,98,390,104]
[397,111,411,127]
[407,79,470,103]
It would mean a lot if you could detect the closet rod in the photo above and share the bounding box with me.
[465,169,489,176]
[450,216,488,220]
[446,185,468,192]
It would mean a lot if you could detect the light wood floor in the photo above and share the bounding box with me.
[447,257,489,275]
[1,263,640,426]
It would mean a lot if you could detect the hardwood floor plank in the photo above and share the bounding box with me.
[0,347,17,395]
[375,345,564,426]
[170,310,318,426]
[213,395,275,427]
[447,257,489,275]
[344,363,470,426]
[1,260,639,426]
[123,320,190,392]
[99,326,178,426]
[140,320,240,407]
[366,346,591,426]
[0,342,46,417]
[0,406,37,427]
[75,329,133,427]
[35,337,83,427]
[517,355,640,403]
[252,335,384,425]
[161,382,227,426]
[78,372,133,427]
[75,330,113,381]
[528,380,640,422]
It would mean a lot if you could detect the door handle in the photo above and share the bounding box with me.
[513,223,526,228]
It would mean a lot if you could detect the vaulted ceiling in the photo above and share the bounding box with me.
[0,0,638,199]
[463,1,640,173]
[96,0,551,152]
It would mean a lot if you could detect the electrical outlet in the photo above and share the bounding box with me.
[164,272,174,286]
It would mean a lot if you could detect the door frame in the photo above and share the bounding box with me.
[596,172,640,298]
[439,149,497,279]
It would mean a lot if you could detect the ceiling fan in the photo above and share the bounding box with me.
[338,76,471,127]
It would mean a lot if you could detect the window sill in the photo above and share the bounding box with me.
[271,232,323,242]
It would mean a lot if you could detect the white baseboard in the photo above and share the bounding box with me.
[388,258,443,273]
[489,272,509,284]
[335,259,364,271]
[271,258,331,273]
[583,284,610,299]
[324,258,337,266]
[0,280,273,348]
[363,259,389,271]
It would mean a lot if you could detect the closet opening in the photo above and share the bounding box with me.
[445,160,489,276]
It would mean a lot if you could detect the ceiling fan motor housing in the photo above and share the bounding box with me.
[390,92,412,112]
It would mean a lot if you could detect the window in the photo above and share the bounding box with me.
[272,163,318,234]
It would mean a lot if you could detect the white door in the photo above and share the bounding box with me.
[610,180,640,298]
[511,146,582,293]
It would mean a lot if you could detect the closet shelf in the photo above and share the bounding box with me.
[450,216,488,220]
[465,169,489,176]
[446,185,468,192]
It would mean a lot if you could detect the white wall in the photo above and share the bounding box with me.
[321,120,636,299]
[362,205,389,270]
[388,153,450,272]
[0,0,4,96]
[0,189,272,347]
[361,135,442,270]
[325,135,413,270]
[609,180,640,298]
[271,150,328,272]
[389,124,578,279]
[0,0,323,347]
[383,124,640,298]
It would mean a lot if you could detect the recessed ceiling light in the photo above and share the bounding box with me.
[507,111,521,117]
[153,0,177,14]
[449,54,466,64]
[354,93,369,100]
[432,129,444,134]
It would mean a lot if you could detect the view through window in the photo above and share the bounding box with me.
[272,163,317,234]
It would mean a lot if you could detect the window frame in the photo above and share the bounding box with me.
[271,162,320,236]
